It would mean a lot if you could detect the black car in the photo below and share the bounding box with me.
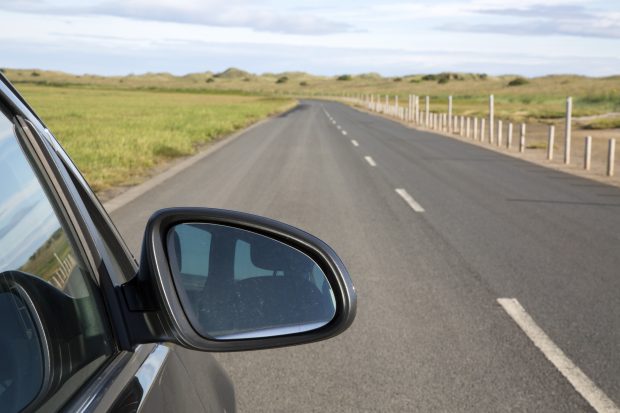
[0,73,356,412]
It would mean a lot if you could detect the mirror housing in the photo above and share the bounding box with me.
[122,207,356,352]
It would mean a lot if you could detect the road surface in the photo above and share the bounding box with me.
[111,100,620,412]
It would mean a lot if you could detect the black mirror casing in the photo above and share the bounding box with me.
[122,207,357,352]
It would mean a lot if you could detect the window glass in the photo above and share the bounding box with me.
[0,114,113,412]
[175,223,211,278]
[234,239,274,280]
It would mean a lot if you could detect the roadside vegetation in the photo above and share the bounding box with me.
[4,68,618,194]
[15,83,294,193]
[5,68,619,126]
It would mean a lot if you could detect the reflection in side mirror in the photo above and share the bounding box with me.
[167,223,336,340]
[0,283,44,413]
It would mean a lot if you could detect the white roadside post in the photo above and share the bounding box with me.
[460,116,465,137]
[519,123,526,153]
[565,97,572,164]
[408,95,412,122]
[507,123,513,149]
[466,117,471,138]
[547,125,555,161]
[448,96,453,133]
[385,95,389,115]
[481,118,486,142]
[473,118,478,140]
[584,136,592,170]
[497,120,503,147]
[415,96,420,124]
[608,139,616,177]
[489,94,494,144]
[425,96,430,126]
[395,95,399,118]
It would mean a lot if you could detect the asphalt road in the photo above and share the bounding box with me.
[111,100,620,412]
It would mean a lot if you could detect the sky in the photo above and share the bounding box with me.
[0,0,619,77]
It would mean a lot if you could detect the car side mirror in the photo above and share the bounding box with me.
[123,208,356,352]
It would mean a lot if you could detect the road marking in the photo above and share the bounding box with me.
[498,298,620,413]
[337,125,341,130]
[395,188,425,212]
[342,130,348,135]
[332,120,336,124]
[351,139,359,147]
[364,156,377,167]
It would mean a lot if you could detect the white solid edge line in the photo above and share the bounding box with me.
[351,139,359,147]
[498,298,620,413]
[395,188,425,212]
[342,130,348,135]
[364,156,377,167]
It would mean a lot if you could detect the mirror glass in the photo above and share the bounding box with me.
[167,223,336,340]
[0,289,44,412]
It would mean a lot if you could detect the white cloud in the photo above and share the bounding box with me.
[440,4,620,39]
[0,0,355,34]
[0,0,618,76]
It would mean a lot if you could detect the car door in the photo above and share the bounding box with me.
[0,77,235,412]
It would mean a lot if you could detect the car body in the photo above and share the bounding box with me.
[0,73,356,412]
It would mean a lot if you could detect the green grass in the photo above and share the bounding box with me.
[17,84,295,192]
[5,69,620,123]
[582,117,620,130]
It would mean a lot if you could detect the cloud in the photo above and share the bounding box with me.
[0,0,355,35]
[477,4,589,19]
[440,3,620,39]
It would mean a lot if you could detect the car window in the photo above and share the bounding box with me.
[0,113,114,412]
[234,239,330,295]
[234,239,274,280]
[176,223,212,278]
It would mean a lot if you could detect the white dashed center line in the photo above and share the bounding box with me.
[337,125,341,130]
[342,130,348,135]
[364,156,377,167]
[498,298,620,413]
[351,139,359,147]
[395,188,425,212]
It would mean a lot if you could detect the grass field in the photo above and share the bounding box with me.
[16,84,295,192]
[5,68,620,125]
[4,68,619,192]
